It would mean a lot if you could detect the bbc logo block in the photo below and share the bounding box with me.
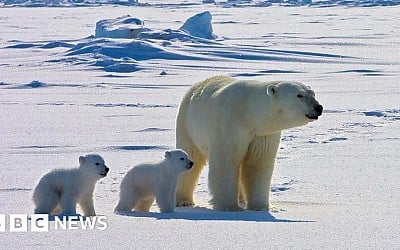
[0,214,107,232]
[31,214,49,232]
[9,214,29,232]
[0,214,5,232]
[4,214,48,232]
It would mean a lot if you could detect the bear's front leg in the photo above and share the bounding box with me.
[157,183,176,213]
[79,195,96,216]
[208,137,250,211]
[60,192,78,215]
[241,133,281,211]
[208,161,241,211]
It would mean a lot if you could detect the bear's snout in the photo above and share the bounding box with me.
[100,166,110,177]
[306,104,323,120]
[187,161,194,169]
[315,104,323,116]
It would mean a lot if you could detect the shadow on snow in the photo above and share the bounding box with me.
[115,207,315,223]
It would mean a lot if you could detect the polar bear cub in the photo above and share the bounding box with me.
[115,149,193,213]
[33,154,109,216]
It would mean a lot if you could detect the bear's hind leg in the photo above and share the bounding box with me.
[52,204,62,214]
[114,190,139,212]
[33,183,59,214]
[176,145,206,207]
[135,198,154,212]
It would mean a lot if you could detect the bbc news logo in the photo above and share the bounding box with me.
[0,214,107,232]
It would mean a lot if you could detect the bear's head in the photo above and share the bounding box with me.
[79,154,110,180]
[265,81,323,131]
[164,149,194,172]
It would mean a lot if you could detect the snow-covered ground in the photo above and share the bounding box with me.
[0,1,399,249]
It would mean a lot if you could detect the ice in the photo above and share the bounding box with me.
[1,0,400,7]
[179,11,216,40]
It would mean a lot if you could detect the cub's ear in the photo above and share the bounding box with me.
[267,85,277,96]
[165,151,171,159]
[79,156,85,165]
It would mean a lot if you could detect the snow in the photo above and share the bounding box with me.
[1,0,400,7]
[0,0,400,249]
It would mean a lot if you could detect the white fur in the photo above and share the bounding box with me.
[115,150,193,213]
[176,76,323,211]
[33,154,109,216]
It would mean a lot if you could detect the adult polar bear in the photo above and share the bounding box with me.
[176,76,323,211]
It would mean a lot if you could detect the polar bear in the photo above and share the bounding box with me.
[33,154,109,216]
[176,76,323,211]
[114,150,193,213]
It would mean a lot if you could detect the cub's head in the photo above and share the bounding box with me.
[164,149,194,172]
[267,81,323,130]
[79,154,109,179]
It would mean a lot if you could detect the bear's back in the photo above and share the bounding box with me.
[191,76,235,99]
[38,168,81,193]
[125,163,162,189]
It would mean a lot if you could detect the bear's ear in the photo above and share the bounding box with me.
[79,156,85,165]
[165,151,171,159]
[267,85,277,96]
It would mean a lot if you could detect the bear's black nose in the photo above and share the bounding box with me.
[315,105,323,115]
[190,161,194,167]
[105,167,110,173]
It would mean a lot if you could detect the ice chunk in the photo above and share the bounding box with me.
[95,15,150,39]
[179,11,216,40]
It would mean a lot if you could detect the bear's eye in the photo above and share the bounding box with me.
[95,162,100,166]
[180,158,185,161]
[297,94,304,98]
